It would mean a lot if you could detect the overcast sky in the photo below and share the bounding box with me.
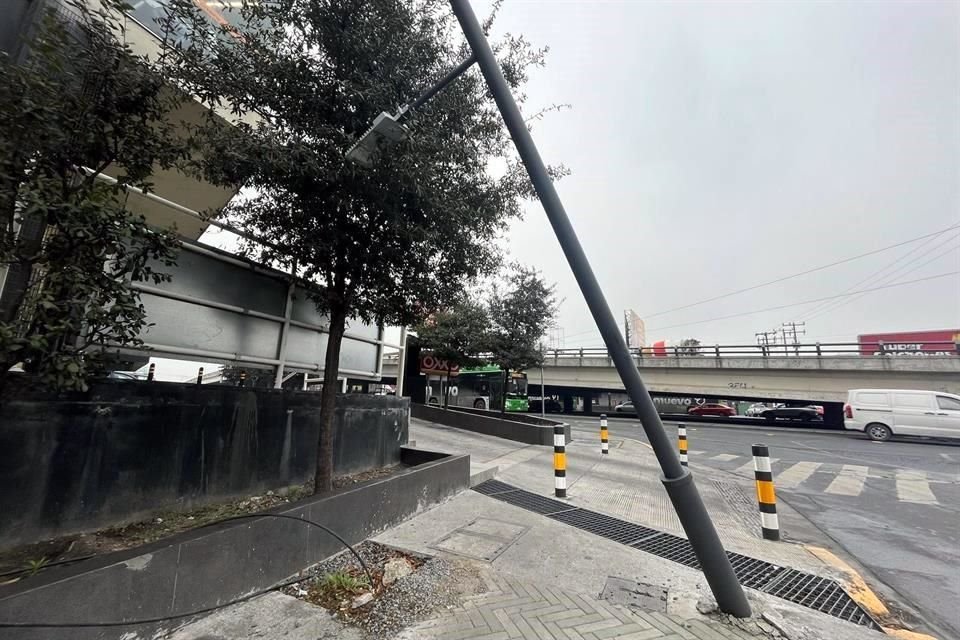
[475,0,959,347]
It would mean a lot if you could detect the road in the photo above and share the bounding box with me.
[563,415,960,639]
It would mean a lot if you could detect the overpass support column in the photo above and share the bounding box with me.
[562,394,574,414]
[583,394,593,414]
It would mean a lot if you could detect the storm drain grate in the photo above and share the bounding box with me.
[727,552,786,590]
[631,533,701,569]
[764,569,876,627]
[472,480,880,630]
[492,489,576,515]
[547,509,660,545]
[471,479,518,496]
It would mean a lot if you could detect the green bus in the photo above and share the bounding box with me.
[426,365,529,412]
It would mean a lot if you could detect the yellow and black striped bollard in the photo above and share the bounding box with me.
[678,423,688,467]
[554,425,566,498]
[196,367,204,386]
[600,413,609,455]
[238,370,247,388]
[752,443,780,541]
[147,362,155,381]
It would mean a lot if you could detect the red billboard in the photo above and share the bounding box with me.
[858,330,960,356]
[419,354,460,375]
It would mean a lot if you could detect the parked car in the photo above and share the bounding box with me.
[745,403,768,417]
[808,405,825,416]
[844,389,960,441]
[687,403,736,417]
[761,406,821,423]
[528,397,563,413]
[614,400,634,413]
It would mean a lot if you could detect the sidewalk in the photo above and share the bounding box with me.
[171,418,918,640]
[374,419,893,640]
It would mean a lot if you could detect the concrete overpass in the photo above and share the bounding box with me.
[383,347,960,405]
[528,352,960,404]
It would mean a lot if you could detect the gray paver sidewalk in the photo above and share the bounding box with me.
[409,419,823,572]
[397,569,758,640]
[171,420,893,640]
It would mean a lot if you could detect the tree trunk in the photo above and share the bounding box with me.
[313,305,346,494]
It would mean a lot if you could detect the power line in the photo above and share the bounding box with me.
[637,271,959,333]
[803,236,960,323]
[799,230,959,322]
[641,222,960,319]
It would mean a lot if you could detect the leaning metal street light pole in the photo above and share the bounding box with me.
[449,0,751,617]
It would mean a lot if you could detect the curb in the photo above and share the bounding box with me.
[805,545,939,640]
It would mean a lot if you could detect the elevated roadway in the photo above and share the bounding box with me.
[530,351,960,403]
[383,344,960,405]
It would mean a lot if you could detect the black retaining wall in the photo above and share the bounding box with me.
[0,379,409,548]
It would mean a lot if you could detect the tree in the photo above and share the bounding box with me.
[486,265,557,413]
[677,338,702,356]
[415,297,490,407]
[0,0,183,394]
[159,0,558,492]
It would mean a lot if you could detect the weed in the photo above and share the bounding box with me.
[321,571,369,593]
[24,557,48,576]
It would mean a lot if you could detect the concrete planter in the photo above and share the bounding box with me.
[0,446,468,640]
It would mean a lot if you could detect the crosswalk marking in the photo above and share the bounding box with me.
[824,465,869,496]
[776,461,822,489]
[685,453,944,505]
[733,458,779,476]
[896,470,938,504]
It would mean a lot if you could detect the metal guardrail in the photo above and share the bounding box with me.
[545,341,959,360]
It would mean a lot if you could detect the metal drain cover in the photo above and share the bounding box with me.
[600,577,668,613]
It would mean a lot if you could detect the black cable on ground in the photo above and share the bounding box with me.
[197,513,374,585]
[0,512,373,629]
[0,573,306,629]
[0,554,96,579]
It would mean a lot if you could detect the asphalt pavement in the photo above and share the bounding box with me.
[563,415,960,639]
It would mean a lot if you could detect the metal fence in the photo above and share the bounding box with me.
[546,341,960,362]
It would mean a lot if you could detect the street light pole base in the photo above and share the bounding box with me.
[661,470,752,618]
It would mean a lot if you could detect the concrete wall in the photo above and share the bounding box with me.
[0,380,409,548]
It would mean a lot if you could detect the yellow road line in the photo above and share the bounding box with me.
[885,630,941,640]
[805,545,939,640]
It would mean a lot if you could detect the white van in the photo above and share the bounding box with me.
[844,389,960,441]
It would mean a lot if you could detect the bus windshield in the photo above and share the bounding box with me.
[507,376,527,397]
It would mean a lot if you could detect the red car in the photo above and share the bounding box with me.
[687,403,736,417]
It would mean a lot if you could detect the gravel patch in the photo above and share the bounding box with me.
[284,541,485,639]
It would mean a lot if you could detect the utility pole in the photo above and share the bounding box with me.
[755,330,776,356]
[624,311,631,349]
[450,0,750,617]
[782,321,805,356]
[539,342,546,420]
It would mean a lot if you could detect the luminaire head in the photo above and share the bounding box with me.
[345,111,410,166]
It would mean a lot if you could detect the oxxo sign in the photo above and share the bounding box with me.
[420,354,460,375]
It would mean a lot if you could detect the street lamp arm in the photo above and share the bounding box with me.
[346,54,477,166]
[398,54,477,120]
